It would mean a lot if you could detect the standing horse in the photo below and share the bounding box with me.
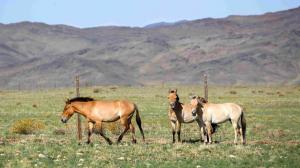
[167,89,206,143]
[61,97,145,144]
[190,96,246,144]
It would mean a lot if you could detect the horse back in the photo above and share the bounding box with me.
[92,100,135,116]
[204,103,243,123]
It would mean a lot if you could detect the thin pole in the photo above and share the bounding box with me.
[76,75,82,141]
[204,73,208,101]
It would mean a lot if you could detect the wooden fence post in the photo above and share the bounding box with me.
[76,75,82,142]
[204,73,208,101]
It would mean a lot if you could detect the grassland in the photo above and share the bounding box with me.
[0,85,299,168]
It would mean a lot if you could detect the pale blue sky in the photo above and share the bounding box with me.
[0,0,299,28]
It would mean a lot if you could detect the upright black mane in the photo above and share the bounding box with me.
[69,97,94,103]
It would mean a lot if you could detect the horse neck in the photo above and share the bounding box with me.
[170,101,183,113]
[71,102,90,117]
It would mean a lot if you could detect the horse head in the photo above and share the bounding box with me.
[190,96,207,116]
[61,99,75,123]
[167,89,179,109]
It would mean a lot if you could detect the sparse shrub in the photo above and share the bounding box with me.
[10,119,45,134]
[252,90,256,94]
[252,124,266,133]
[69,91,74,94]
[53,128,66,135]
[229,90,237,94]
[276,91,284,97]
[32,104,37,108]
[266,92,274,95]
[110,86,118,91]
[267,129,286,138]
[93,88,101,93]
[258,90,264,93]
[16,102,21,106]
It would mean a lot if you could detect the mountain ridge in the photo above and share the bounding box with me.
[0,7,300,89]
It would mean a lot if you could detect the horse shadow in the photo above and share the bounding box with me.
[181,138,221,144]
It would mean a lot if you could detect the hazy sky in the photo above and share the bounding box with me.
[0,0,299,28]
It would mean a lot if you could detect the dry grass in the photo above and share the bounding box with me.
[0,85,299,167]
[53,128,66,135]
[10,119,45,134]
[93,88,101,93]
[229,90,237,94]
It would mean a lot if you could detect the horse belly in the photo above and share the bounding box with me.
[183,115,196,123]
[91,108,120,122]
[211,114,229,124]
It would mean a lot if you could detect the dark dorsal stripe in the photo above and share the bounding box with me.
[69,97,94,103]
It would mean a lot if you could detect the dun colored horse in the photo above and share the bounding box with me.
[190,96,246,144]
[167,89,206,143]
[61,97,145,144]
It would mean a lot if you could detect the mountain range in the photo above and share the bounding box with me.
[0,7,300,89]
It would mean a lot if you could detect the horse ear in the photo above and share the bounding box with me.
[189,95,197,100]
[65,98,70,104]
[197,97,207,104]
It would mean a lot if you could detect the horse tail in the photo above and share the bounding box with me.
[211,123,219,134]
[134,104,145,141]
[241,110,246,143]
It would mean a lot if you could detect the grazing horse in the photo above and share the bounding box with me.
[167,89,206,143]
[61,97,145,144]
[190,96,246,144]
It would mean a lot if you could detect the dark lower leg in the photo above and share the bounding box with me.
[177,131,181,142]
[176,122,181,142]
[100,132,113,145]
[172,131,176,143]
[117,125,129,143]
[130,123,136,143]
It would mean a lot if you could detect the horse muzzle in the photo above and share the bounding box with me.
[61,117,68,123]
[192,109,197,116]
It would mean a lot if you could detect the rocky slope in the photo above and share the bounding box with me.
[0,7,299,88]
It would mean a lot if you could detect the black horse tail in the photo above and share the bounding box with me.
[135,104,145,141]
[211,123,219,134]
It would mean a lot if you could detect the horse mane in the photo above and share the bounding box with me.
[68,97,95,103]
[196,96,207,104]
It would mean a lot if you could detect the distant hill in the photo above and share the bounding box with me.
[0,7,300,89]
[144,20,188,28]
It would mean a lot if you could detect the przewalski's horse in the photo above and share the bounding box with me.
[61,97,145,144]
[190,96,246,145]
[167,89,206,143]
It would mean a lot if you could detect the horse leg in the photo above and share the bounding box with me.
[170,121,176,143]
[86,122,94,144]
[176,121,181,143]
[97,121,113,145]
[129,123,137,144]
[117,117,130,143]
[205,122,213,144]
[232,122,239,145]
[196,119,207,143]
